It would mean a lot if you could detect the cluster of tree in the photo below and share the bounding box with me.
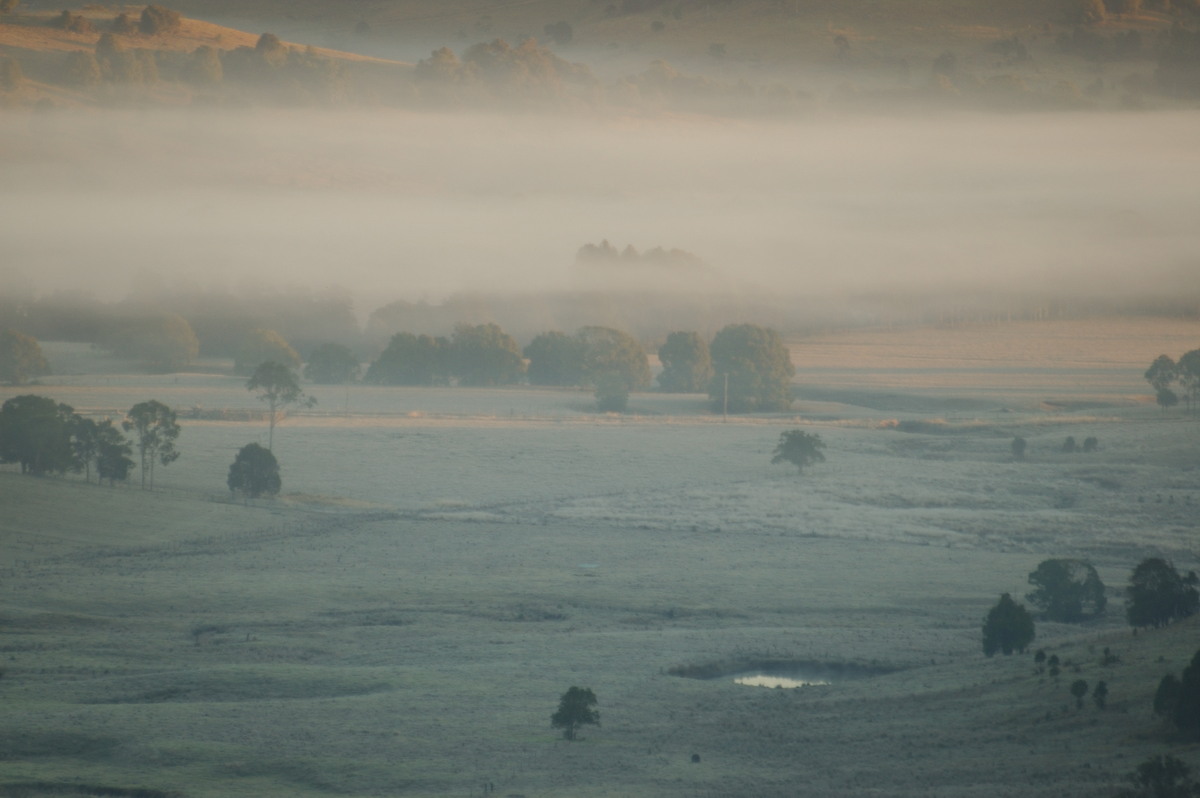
[0,395,180,488]
[414,38,597,107]
[44,21,349,101]
[366,323,526,387]
[985,556,1197,655]
[1026,559,1107,622]
[1127,558,1199,629]
[1145,350,1200,411]
[0,375,300,500]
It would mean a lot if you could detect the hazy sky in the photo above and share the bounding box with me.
[2,108,1197,315]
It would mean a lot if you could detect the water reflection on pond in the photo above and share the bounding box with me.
[733,674,830,688]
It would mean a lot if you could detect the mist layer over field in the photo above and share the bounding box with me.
[2,109,1197,317]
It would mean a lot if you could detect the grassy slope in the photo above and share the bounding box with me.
[3,323,1200,795]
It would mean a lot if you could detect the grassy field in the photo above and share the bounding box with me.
[2,317,1200,796]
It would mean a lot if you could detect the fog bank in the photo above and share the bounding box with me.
[2,108,1197,322]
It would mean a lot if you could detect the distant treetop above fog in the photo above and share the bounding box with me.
[575,241,708,272]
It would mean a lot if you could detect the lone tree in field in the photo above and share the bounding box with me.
[1025,558,1106,622]
[772,429,826,474]
[1070,679,1089,709]
[708,323,794,413]
[551,686,599,741]
[657,331,713,393]
[0,329,50,385]
[246,361,314,451]
[982,593,1035,657]
[123,400,181,490]
[1126,558,1199,629]
[227,442,281,500]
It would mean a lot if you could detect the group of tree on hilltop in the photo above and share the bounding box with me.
[982,556,1198,657]
[1145,349,1200,411]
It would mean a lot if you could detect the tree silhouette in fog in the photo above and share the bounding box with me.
[981,593,1034,656]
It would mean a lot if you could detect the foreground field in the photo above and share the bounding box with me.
[1,318,1199,796]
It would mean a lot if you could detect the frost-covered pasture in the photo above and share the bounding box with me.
[1,317,1199,797]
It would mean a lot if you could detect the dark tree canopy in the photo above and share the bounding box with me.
[982,593,1035,657]
[1173,650,1200,738]
[1115,755,1200,798]
[771,429,825,474]
[449,323,524,386]
[1126,558,1199,629]
[524,331,584,386]
[0,394,75,475]
[123,400,180,490]
[550,686,599,741]
[708,323,794,413]
[1025,558,1106,622]
[0,328,49,385]
[227,442,281,499]
[304,342,360,384]
[365,332,450,386]
[577,326,651,392]
[657,331,712,393]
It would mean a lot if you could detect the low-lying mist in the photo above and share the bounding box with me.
[2,107,1197,331]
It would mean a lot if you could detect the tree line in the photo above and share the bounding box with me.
[364,322,795,413]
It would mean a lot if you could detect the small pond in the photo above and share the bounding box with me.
[669,658,898,688]
[732,673,830,689]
